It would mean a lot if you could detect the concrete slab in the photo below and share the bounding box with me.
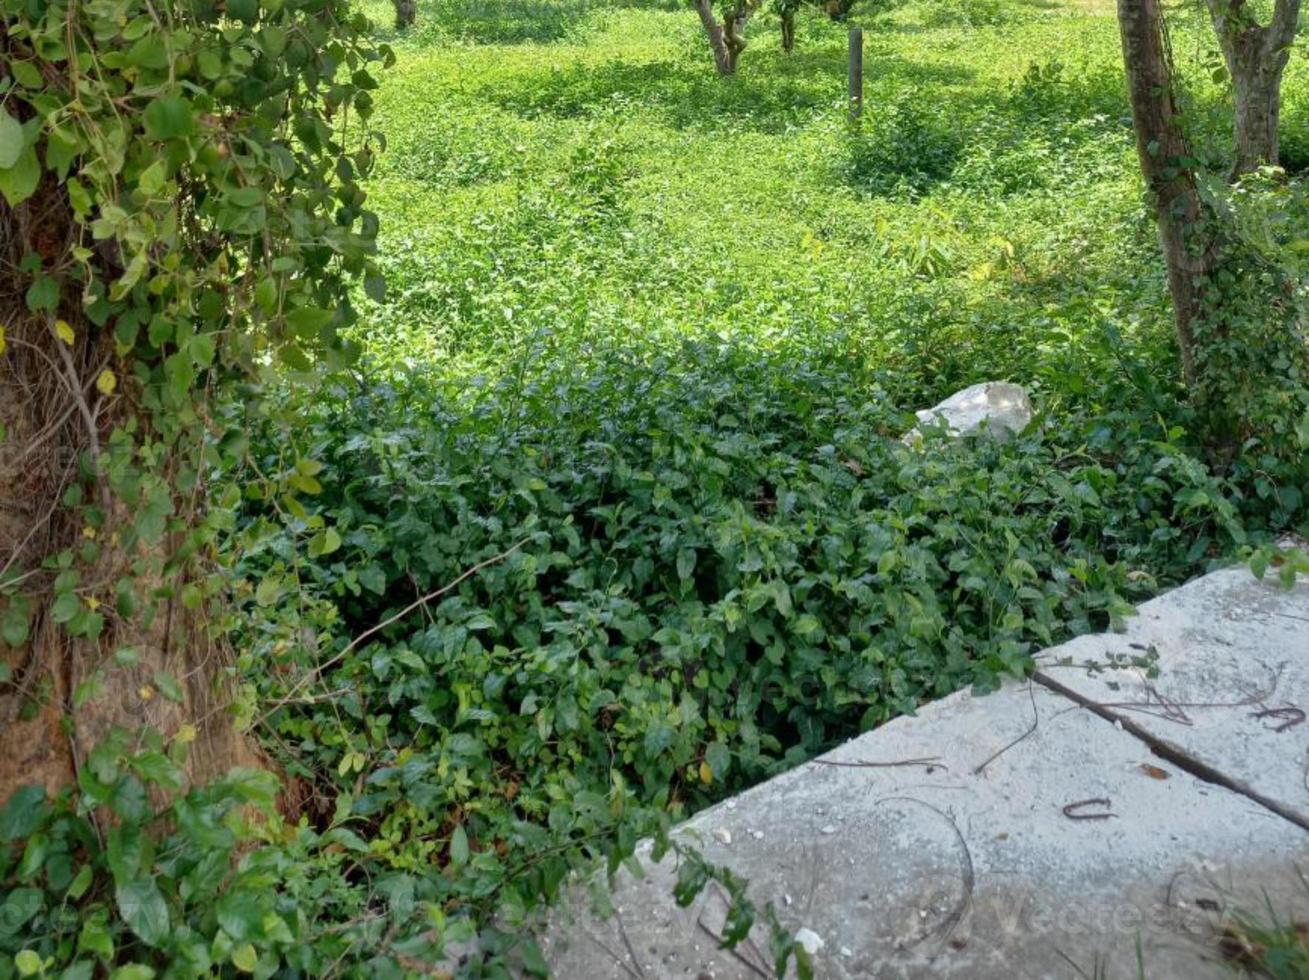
[1033,565,1309,829]
[541,680,1309,979]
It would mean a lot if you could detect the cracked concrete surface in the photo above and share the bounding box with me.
[539,566,1309,978]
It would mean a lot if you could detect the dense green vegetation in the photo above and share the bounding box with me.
[3,0,1307,976]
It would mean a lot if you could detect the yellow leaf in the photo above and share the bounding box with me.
[95,369,117,395]
[174,723,198,744]
[139,684,155,701]
[81,526,97,539]
[699,760,713,785]
[0,325,7,356]
[54,320,75,345]
[85,596,100,611]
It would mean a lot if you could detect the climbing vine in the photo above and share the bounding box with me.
[0,0,392,781]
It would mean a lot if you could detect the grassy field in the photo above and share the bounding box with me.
[348,0,1304,407]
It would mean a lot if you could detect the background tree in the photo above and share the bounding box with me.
[1117,0,1307,456]
[695,0,760,74]
[395,0,418,29]
[776,0,891,55]
[0,0,389,804]
[1204,0,1302,175]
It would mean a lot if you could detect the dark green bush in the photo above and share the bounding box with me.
[841,92,963,198]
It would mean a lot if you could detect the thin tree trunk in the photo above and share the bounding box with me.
[394,0,416,29]
[1117,0,1214,390]
[695,0,734,75]
[1205,0,1301,176]
[694,0,754,75]
[781,7,796,53]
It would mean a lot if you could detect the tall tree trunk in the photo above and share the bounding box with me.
[781,7,796,53]
[723,4,750,73]
[694,0,754,75]
[1,195,266,806]
[695,0,734,74]
[394,0,416,29]
[1117,0,1214,389]
[1205,0,1301,176]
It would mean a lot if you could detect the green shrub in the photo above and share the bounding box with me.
[220,331,1252,965]
[841,92,963,198]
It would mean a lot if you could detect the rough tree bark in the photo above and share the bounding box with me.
[1204,0,1301,176]
[0,190,265,805]
[694,0,755,75]
[1117,0,1215,390]
[781,7,796,53]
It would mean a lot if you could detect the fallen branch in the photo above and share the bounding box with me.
[816,756,946,772]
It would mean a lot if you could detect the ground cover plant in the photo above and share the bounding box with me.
[2,0,1308,976]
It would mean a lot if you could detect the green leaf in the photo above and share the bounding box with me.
[449,824,469,868]
[68,864,94,899]
[2,603,30,647]
[676,548,696,582]
[0,888,42,935]
[115,877,170,947]
[519,937,549,977]
[131,750,183,789]
[232,944,258,973]
[143,96,195,140]
[0,144,40,207]
[358,564,387,594]
[107,823,146,884]
[286,307,334,336]
[217,889,263,942]
[0,784,46,840]
[0,110,25,169]
[77,916,115,960]
[153,671,185,703]
[58,961,96,980]
[643,725,676,757]
[18,832,47,879]
[11,62,42,89]
[127,36,170,70]
[227,0,258,23]
[705,741,731,780]
[137,159,168,196]
[108,966,155,980]
[310,527,341,556]
[14,950,41,977]
[254,575,283,607]
[51,591,81,624]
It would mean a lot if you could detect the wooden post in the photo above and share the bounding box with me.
[848,27,863,123]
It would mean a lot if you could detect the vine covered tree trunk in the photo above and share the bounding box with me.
[1117,0,1213,389]
[0,0,385,810]
[0,200,266,802]
[1205,0,1301,175]
[394,0,416,29]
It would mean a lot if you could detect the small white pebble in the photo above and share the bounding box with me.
[820,824,837,835]
[1114,719,1124,731]
[750,830,764,840]
[794,928,824,955]
[713,827,732,846]
[783,894,793,906]
[840,947,853,957]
